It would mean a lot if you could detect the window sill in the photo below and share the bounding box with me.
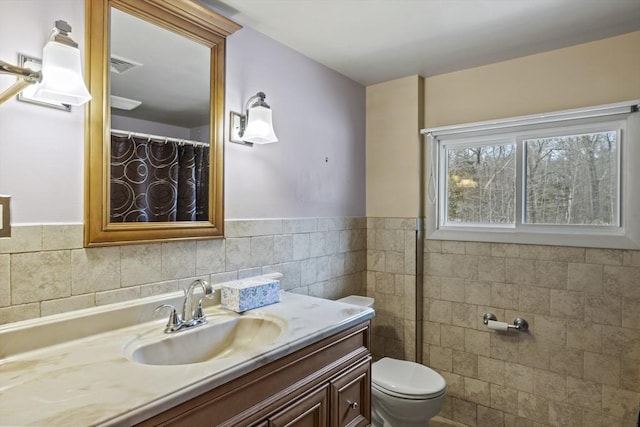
[427,226,640,249]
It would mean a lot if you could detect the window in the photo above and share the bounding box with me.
[524,130,618,226]
[444,141,516,225]
[424,101,640,249]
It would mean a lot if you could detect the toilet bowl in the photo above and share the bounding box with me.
[371,357,447,427]
[337,296,448,427]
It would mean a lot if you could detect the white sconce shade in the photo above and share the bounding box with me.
[34,40,91,106]
[229,91,278,145]
[243,105,278,144]
[0,20,91,107]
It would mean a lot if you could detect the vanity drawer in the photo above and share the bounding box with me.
[330,359,371,427]
[268,384,329,427]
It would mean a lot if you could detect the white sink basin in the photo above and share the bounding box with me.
[124,314,286,366]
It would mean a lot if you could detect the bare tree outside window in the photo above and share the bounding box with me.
[446,144,516,224]
[525,131,617,225]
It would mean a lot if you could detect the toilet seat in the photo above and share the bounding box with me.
[372,358,447,400]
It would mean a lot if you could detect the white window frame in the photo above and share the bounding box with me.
[422,101,640,249]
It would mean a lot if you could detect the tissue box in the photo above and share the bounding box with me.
[221,278,281,312]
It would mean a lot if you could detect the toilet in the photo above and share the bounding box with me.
[337,296,447,427]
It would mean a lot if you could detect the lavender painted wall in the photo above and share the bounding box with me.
[225,27,366,219]
[0,1,365,224]
[0,0,85,224]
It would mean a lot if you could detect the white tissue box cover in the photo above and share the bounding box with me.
[221,278,281,312]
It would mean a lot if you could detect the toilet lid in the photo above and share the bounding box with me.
[372,358,446,399]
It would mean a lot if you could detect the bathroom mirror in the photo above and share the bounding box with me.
[85,0,240,246]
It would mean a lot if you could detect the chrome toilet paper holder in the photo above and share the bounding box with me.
[482,312,529,332]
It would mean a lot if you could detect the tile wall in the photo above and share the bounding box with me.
[365,217,419,361]
[0,217,367,325]
[424,240,640,427]
[3,214,638,426]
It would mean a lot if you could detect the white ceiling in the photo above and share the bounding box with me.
[206,0,640,86]
[111,8,211,128]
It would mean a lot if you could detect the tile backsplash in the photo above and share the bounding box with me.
[0,217,367,324]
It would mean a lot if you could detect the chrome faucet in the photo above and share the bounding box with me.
[182,279,214,326]
[155,279,215,333]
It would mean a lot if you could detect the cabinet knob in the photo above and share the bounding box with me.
[347,400,358,410]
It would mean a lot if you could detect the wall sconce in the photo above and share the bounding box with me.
[230,92,278,145]
[0,20,91,107]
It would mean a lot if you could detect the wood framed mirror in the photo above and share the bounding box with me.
[84,0,240,246]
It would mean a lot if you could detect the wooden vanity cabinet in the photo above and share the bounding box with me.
[136,321,371,427]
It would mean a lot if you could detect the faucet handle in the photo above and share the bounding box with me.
[155,304,183,333]
[193,299,207,324]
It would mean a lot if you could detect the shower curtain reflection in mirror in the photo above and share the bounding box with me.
[110,134,209,222]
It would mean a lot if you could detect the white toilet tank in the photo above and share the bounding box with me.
[337,295,374,308]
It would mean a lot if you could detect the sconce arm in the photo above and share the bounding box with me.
[0,60,42,105]
[0,60,41,83]
[244,91,268,112]
[0,79,32,105]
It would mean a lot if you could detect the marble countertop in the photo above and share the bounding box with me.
[0,291,374,426]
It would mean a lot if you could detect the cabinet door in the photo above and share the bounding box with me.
[330,359,371,427]
[269,385,329,427]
